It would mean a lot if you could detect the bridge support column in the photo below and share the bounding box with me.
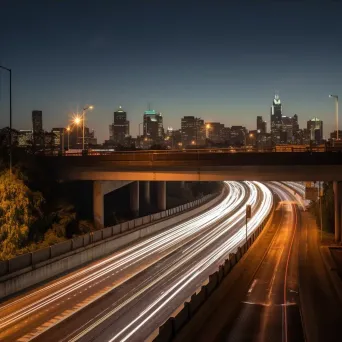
[157,181,166,211]
[333,181,341,243]
[93,181,104,229]
[180,181,186,188]
[143,181,150,205]
[130,181,139,217]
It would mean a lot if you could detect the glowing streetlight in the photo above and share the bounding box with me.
[73,116,81,125]
[329,95,339,141]
[81,105,94,150]
[66,126,71,150]
[191,140,196,145]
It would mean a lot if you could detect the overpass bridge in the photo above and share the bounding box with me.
[40,151,342,182]
[37,151,342,242]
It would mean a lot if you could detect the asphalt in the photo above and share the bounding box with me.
[0,181,272,342]
[175,182,342,342]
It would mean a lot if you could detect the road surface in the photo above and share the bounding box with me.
[0,181,272,342]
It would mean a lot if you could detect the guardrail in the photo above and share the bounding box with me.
[151,199,275,342]
[37,144,342,157]
[0,193,217,278]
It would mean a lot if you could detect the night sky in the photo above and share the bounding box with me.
[1,0,342,142]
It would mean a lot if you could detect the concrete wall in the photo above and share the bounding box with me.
[0,191,223,299]
[152,202,275,342]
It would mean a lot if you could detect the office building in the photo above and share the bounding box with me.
[110,106,129,144]
[307,118,323,143]
[257,116,267,133]
[32,110,43,146]
[52,128,64,149]
[270,94,282,144]
[220,127,230,143]
[181,116,205,146]
[143,110,163,143]
[330,130,342,140]
[230,126,247,146]
[205,122,224,143]
[18,130,33,147]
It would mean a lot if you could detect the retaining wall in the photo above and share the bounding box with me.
[0,191,225,299]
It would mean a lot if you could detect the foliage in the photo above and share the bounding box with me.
[0,169,44,260]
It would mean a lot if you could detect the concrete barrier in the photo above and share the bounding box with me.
[143,216,151,225]
[112,224,121,235]
[32,247,50,264]
[9,254,32,273]
[174,302,190,334]
[128,220,135,230]
[51,240,72,258]
[0,260,9,277]
[154,318,174,342]
[72,236,84,250]
[83,233,90,246]
[92,230,102,243]
[189,287,206,317]
[0,190,223,299]
[223,258,231,276]
[102,226,112,239]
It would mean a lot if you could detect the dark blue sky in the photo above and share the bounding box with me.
[1,0,342,141]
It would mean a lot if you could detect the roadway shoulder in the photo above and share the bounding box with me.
[173,206,282,342]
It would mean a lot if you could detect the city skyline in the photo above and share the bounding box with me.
[1,1,342,141]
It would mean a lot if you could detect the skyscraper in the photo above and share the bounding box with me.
[257,116,267,133]
[32,110,43,134]
[270,94,282,144]
[32,110,43,146]
[181,116,205,147]
[143,110,163,143]
[111,106,129,144]
[307,117,323,143]
[205,122,224,143]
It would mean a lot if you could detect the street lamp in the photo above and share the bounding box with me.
[66,126,71,150]
[82,105,93,150]
[329,95,339,141]
[0,65,12,174]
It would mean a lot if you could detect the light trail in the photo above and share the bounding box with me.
[0,182,244,336]
[0,181,272,342]
[70,182,272,342]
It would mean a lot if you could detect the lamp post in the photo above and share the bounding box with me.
[329,95,339,142]
[81,105,93,150]
[0,65,12,174]
[66,126,70,150]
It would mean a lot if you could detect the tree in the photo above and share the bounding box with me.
[0,169,44,259]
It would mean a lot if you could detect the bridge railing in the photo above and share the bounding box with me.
[36,144,342,157]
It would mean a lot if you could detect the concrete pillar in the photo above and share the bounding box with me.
[333,181,341,243]
[143,181,150,205]
[93,181,104,229]
[130,181,139,217]
[157,181,166,211]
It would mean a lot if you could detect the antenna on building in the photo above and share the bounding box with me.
[148,102,151,111]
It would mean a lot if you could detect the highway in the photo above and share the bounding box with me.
[0,181,272,342]
[220,182,304,342]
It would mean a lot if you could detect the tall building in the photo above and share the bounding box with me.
[181,116,205,146]
[205,122,224,143]
[32,110,43,133]
[230,126,247,146]
[32,110,43,146]
[18,130,33,147]
[270,94,282,144]
[257,116,267,133]
[307,117,323,143]
[110,106,129,144]
[143,110,163,143]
